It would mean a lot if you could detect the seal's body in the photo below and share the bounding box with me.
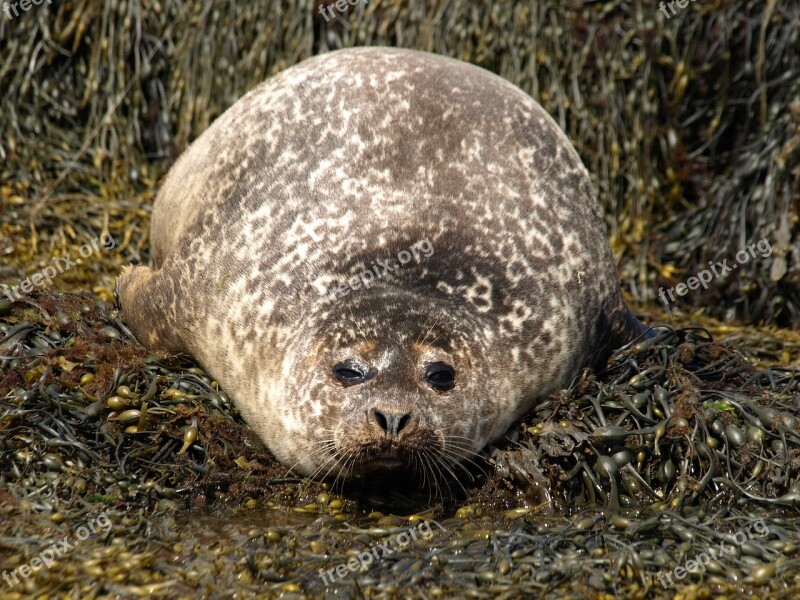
[119,48,646,481]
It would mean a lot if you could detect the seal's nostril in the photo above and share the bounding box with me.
[396,413,411,433]
[373,409,388,432]
[371,409,412,437]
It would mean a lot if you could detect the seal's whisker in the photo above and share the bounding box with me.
[441,436,482,451]
[411,449,428,496]
[440,437,477,450]
[431,451,470,497]
[416,313,443,347]
[440,433,478,442]
[332,452,359,492]
[435,431,487,477]
[280,438,337,482]
[327,445,360,492]
[437,431,481,445]
[421,452,444,504]
[425,450,458,500]
[415,450,436,502]
[316,457,345,491]
[419,451,443,504]
[296,452,341,495]
[444,451,488,479]
[438,448,482,482]
[318,452,347,484]
[291,438,343,491]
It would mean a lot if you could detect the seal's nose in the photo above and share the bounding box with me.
[371,408,412,437]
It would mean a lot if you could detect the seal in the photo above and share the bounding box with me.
[118,47,647,484]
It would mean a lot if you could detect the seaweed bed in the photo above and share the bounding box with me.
[1,0,800,598]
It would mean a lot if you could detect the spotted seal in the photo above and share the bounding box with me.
[118,47,647,483]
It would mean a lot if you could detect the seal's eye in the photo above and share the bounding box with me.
[333,360,373,385]
[424,362,455,391]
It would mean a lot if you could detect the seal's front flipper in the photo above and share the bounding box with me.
[117,265,186,354]
[622,308,653,343]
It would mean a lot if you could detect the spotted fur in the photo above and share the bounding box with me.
[118,48,646,481]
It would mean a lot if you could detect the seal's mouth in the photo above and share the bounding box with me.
[352,443,415,474]
[364,456,405,470]
[335,430,445,478]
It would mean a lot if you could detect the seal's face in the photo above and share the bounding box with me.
[325,340,461,480]
[272,289,516,484]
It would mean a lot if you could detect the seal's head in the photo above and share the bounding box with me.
[268,284,513,484]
